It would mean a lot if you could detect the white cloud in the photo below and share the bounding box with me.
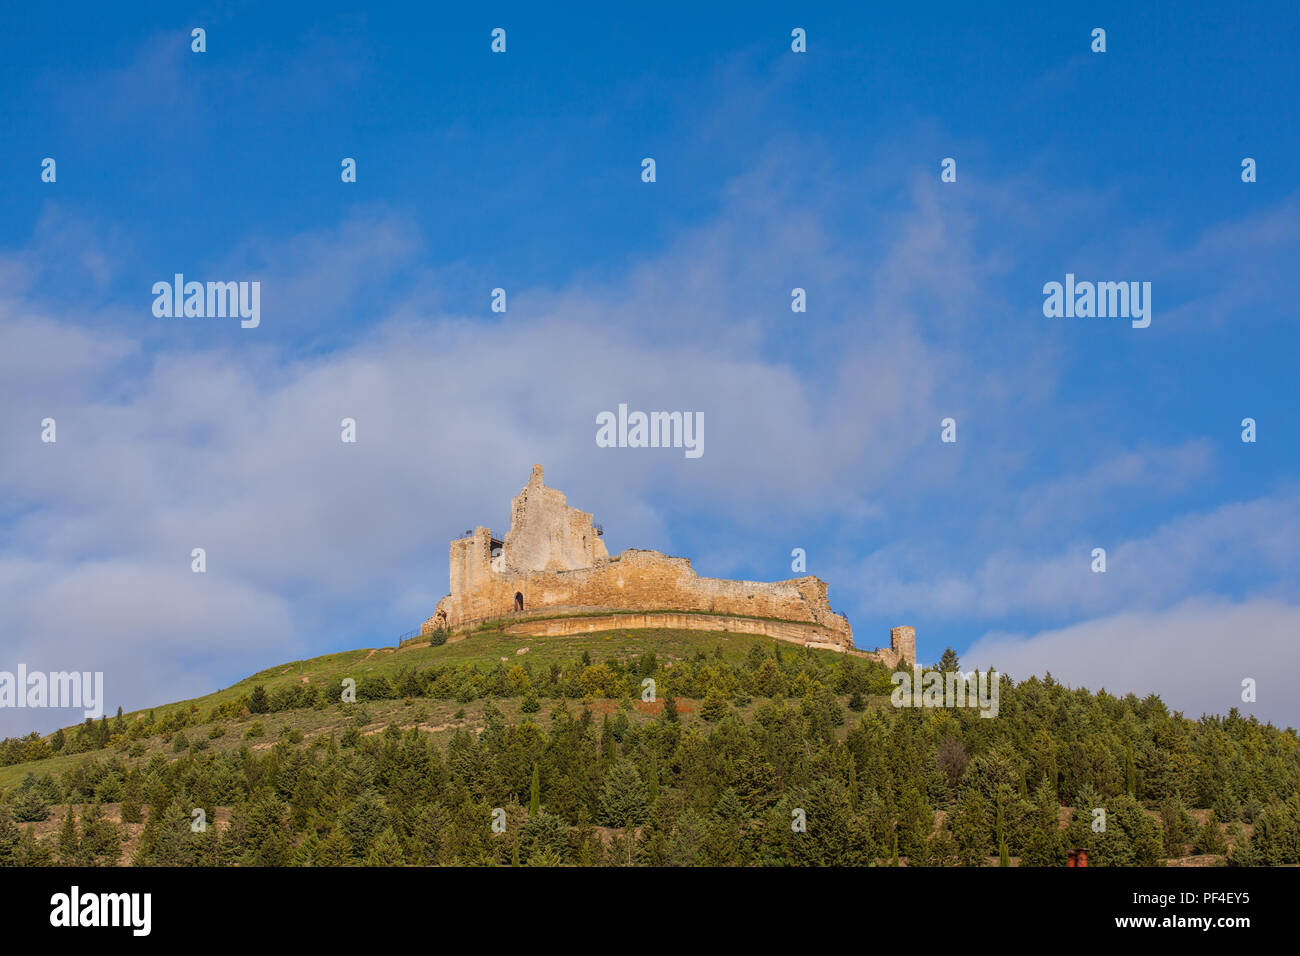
[1,174,1296,739]
[0,191,980,733]
[854,487,1300,621]
[964,598,1300,728]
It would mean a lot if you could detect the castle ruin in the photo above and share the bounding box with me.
[423,465,915,666]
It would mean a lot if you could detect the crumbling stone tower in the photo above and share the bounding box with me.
[503,464,608,573]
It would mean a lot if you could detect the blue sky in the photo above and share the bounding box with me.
[2,1,1298,734]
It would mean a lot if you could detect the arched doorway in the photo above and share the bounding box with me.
[514,592,524,612]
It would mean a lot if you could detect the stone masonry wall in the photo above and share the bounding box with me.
[436,612,909,665]
[428,548,855,651]
[420,465,919,663]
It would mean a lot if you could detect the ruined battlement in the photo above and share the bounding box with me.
[423,465,915,665]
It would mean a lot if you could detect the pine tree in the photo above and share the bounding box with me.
[1019,777,1066,866]
[995,788,1006,849]
[601,759,649,829]
[56,805,79,865]
[700,688,729,721]
[19,826,57,866]
[318,827,352,867]
[848,755,859,812]
[703,789,747,866]
[119,770,144,824]
[1092,794,1163,867]
[0,809,19,867]
[646,751,659,804]
[599,716,615,765]
[1194,811,1228,856]
[137,800,196,866]
[1212,787,1241,824]
[292,831,322,866]
[365,827,406,866]
[529,762,540,816]
[232,794,293,866]
[952,790,990,866]
[1160,793,1192,858]
[10,774,53,823]
[79,803,121,867]
[194,825,223,867]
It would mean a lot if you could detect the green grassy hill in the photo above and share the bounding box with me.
[129,626,846,727]
[0,627,849,790]
[2,625,1296,868]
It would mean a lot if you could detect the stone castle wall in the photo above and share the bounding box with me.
[423,465,913,664]
[430,548,855,651]
[499,613,911,665]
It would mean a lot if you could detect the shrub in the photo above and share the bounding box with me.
[8,774,57,823]
[1194,812,1228,855]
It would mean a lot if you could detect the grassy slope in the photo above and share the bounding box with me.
[0,628,851,790]
[134,626,845,722]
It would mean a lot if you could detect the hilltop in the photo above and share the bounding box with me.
[0,627,853,789]
[1,626,1297,867]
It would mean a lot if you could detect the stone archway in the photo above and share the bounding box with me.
[514,591,524,612]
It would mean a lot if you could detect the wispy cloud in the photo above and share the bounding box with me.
[964,598,1300,728]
